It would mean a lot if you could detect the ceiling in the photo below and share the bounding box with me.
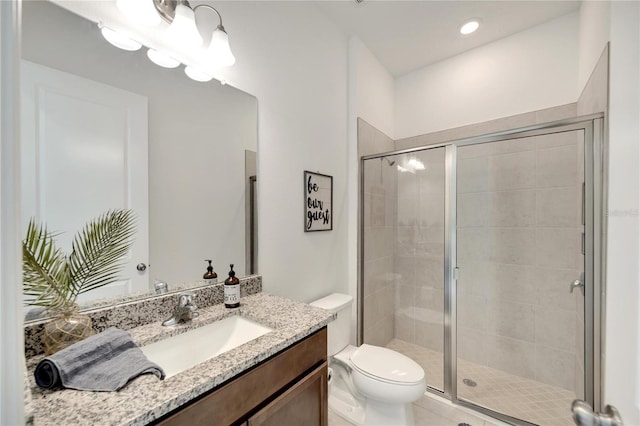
[315,0,581,77]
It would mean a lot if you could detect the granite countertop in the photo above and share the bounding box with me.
[26,293,335,426]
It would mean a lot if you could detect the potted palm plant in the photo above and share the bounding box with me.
[23,209,136,355]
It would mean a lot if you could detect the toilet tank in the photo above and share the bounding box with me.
[309,293,353,356]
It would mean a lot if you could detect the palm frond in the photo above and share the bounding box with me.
[22,219,71,309]
[67,209,136,301]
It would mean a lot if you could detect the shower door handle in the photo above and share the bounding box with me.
[570,273,585,296]
[572,400,623,426]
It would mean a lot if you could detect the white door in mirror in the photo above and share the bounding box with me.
[21,60,150,302]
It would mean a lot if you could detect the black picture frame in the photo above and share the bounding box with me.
[304,171,333,232]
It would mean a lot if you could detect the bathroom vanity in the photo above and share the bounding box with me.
[156,329,327,425]
[24,291,334,425]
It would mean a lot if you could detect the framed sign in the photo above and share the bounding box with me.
[304,171,333,232]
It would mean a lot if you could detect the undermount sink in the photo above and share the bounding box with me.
[141,315,273,378]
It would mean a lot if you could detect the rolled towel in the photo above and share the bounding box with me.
[34,327,165,391]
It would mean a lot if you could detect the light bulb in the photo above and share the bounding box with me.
[185,66,214,82]
[205,27,236,68]
[100,26,142,51]
[407,158,425,171]
[147,49,180,68]
[116,0,160,26]
[166,4,203,48]
[460,20,480,35]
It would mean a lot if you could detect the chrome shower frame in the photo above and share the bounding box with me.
[358,113,606,425]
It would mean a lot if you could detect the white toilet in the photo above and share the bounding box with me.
[310,293,426,426]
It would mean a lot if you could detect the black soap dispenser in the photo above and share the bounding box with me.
[203,260,218,284]
[224,264,240,308]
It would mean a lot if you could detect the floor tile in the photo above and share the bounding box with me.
[387,339,576,425]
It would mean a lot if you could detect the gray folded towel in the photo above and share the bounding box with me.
[34,327,165,391]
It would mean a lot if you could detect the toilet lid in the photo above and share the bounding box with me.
[350,344,424,384]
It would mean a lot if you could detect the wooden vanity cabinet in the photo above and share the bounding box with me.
[154,327,328,426]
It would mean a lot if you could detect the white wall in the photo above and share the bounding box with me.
[349,38,396,140]
[0,2,25,425]
[601,2,640,422]
[578,1,610,92]
[395,12,579,139]
[215,2,350,303]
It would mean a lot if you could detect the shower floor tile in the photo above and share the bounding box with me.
[387,339,576,426]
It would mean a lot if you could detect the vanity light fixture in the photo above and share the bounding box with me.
[104,1,236,83]
[99,23,142,51]
[154,1,236,67]
[204,18,236,67]
[184,65,215,82]
[460,19,480,35]
[164,2,203,47]
[147,48,181,68]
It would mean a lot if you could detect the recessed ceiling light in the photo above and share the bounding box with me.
[460,20,480,35]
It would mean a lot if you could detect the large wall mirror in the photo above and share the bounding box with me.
[21,0,258,319]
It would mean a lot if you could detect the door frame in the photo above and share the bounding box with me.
[358,114,606,425]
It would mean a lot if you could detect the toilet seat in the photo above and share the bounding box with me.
[350,344,425,385]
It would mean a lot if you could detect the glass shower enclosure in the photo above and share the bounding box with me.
[359,117,604,425]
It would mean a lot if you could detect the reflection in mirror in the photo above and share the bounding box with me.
[21,1,258,321]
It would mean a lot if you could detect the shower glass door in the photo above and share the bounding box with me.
[361,146,447,392]
[455,129,587,425]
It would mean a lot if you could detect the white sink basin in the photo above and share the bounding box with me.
[141,315,273,378]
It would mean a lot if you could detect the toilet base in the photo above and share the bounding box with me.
[328,363,417,426]
[329,364,366,425]
[329,388,366,425]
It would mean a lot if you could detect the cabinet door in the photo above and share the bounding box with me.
[248,362,328,426]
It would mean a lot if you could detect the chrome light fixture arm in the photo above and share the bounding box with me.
[153,0,226,32]
[153,0,188,24]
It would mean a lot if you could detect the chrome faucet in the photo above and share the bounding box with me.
[162,292,199,326]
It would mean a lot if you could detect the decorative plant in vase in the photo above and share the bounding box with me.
[23,209,136,355]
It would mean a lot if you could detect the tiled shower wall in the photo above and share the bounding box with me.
[360,102,586,395]
[359,119,396,347]
[456,132,584,392]
[394,149,446,357]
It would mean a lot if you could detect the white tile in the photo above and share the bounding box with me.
[458,192,489,228]
[535,103,577,124]
[488,151,536,191]
[486,335,536,379]
[415,256,445,290]
[489,190,536,227]
[489,263,537,305]
[534,345,576,391]
[536,145,578,189]
[535,267,580,312]
[534,305,576,352]
[458,228,492,263]
[458,293,488,331]
[458,327,488,365]
[490,228,536,265]
[537,187,578,228]
[486,300,535,342]
[536,228,579,269]
[458,157,489,193]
